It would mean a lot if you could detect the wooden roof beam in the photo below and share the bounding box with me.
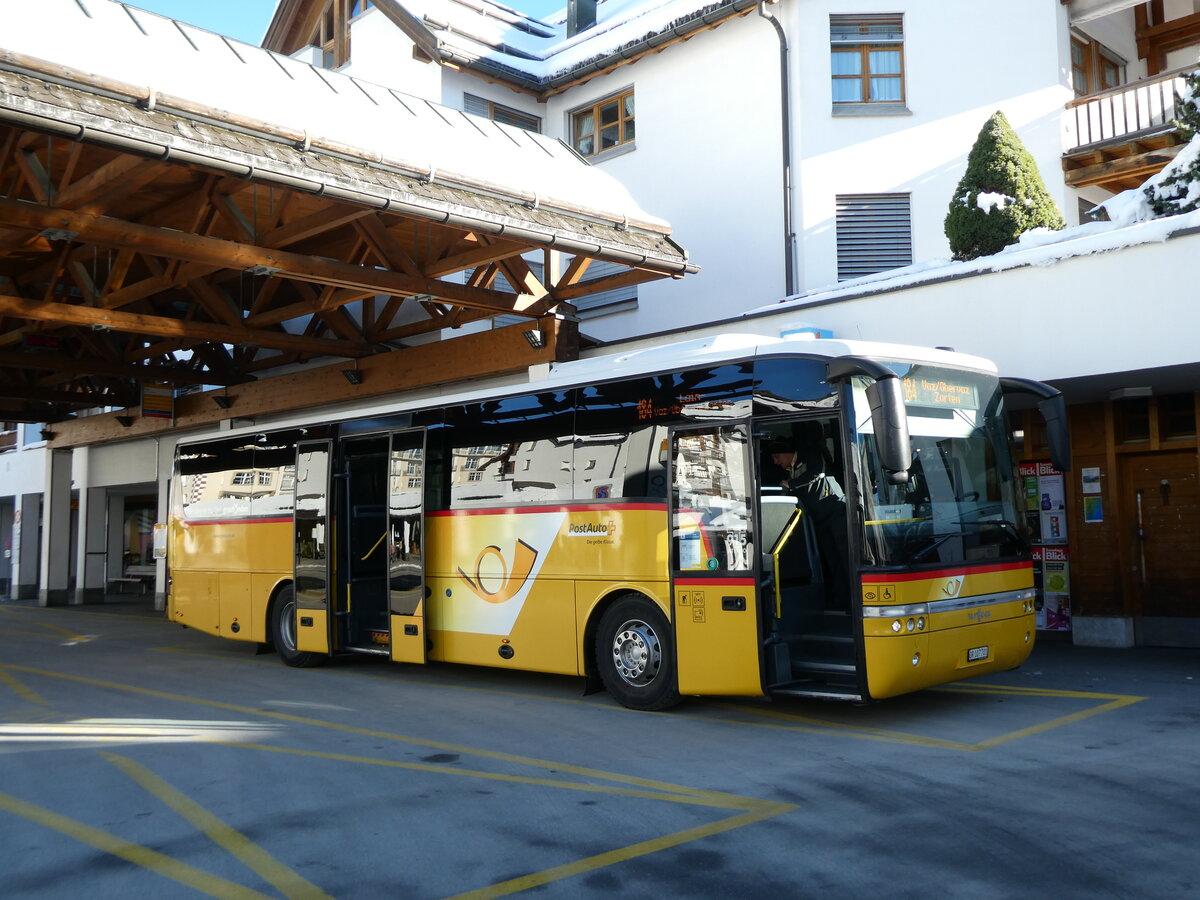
[0,293,371,359]
[0,350,240,385]
[0,382,137,407]
[0,197,525,313]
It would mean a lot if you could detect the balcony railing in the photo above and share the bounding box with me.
[0,429,16,453]
[1066,65,1194,153]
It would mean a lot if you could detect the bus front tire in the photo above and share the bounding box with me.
[270,586,325,668]
[596,595,680,711]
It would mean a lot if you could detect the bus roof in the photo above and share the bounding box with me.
[181,332,1000,446]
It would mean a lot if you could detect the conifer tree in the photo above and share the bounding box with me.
[944,111,1064,261]
[1145,69,1200,217]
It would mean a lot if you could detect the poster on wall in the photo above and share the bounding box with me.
[1033,546,1072,631]
[1038,468,1067,544]
[1021,461,1072,631]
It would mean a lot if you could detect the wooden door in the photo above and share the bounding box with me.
[1121,451,1200,618]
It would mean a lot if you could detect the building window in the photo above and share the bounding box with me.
[830,14,904,105]
[1115,398,1150,444]
[835,193,912,281]
[571,90,635,158]
[310,0,371,68]
[464,94,541,133]
[1070,35,1124,96]
[232,471,254,485]
[1159,394,1196,441]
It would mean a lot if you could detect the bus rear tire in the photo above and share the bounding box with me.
[271,586,325,668]
[596,595,680,711]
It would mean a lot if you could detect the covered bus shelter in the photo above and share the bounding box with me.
[0,0,695,604]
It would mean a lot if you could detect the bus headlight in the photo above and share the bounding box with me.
[917,617,926,631]
[892,620,903,633]
[906,618,916,632]
[911,652,921,666]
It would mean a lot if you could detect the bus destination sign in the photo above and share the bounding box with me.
[902,376,979,409]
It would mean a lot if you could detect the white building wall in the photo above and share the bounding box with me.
[609,223,1200,392]
[543,17,787,340]
[440,68,545,121]
[790,0,1075,293]
[341,8,445,100]
[256,0,1091,347]
[0,440,46,493]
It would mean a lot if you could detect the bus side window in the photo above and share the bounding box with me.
[444,392,576,509]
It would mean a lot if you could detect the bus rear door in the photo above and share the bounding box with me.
[388,428,427,664]
[294,440,333,654]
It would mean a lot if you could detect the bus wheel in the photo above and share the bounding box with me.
[270,586,325,668]
[596,596,679,711]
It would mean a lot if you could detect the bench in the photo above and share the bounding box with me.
[108,576,147,594]
[109,565,156,594]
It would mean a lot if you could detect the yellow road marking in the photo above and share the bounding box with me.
[445,802,797,900]
[1,664,793,899]
[0,664,750,805]
[703,682,1146,751]
[217,741,762,811]
[970,695,1146,750]
[705,704,976,751]
[0,668,49,707]
[937,682,1147,700]
[150,638,1148,754]
[0,791,276,900]
[102,753,332,900]
[0,611,88,642]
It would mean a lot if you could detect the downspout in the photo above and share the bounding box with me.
[757,0,796,296]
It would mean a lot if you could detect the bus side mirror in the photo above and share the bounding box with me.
[828,356,911,485]
[866,376,911,484]
[1000,377,1071,473]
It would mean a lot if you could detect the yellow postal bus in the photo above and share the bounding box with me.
[168,333,1068,709]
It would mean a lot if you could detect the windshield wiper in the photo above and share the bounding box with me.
[911,534,956,563]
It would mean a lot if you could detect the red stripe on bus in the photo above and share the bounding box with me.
[180,517,294,526]
[429,503,666,517]
[862,561,1031,583]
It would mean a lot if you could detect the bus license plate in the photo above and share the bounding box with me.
[967,646,989,662]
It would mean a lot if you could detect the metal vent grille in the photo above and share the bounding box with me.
[836,193,912,281]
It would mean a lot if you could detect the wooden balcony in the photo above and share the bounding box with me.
[1063,65,1191,192]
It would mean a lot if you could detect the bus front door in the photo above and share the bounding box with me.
[294,441,333,654]
[388,428,427,664]
[669,423,764,696]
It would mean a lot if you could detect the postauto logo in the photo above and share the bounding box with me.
[446,511,565,635]
[457,540,538,604]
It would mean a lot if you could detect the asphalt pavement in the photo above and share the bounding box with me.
[0,596,1196,899]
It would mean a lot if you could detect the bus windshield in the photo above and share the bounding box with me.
[852,365,1025,567]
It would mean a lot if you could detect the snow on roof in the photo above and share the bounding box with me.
[401,0,751,86]
[0,0,675,233]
